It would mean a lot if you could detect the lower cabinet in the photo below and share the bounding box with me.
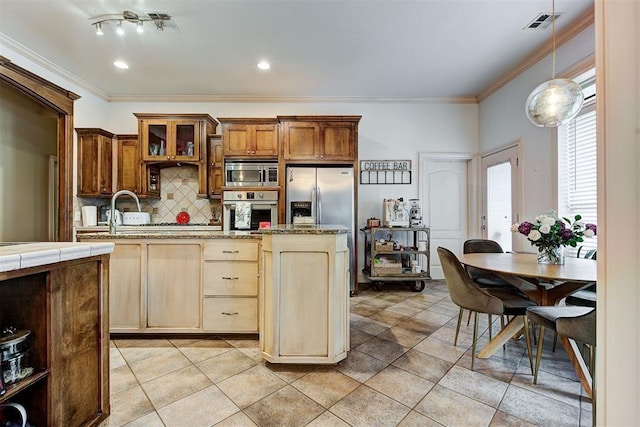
[80,237,259,333]
[202,239,259,333]
[260,232,350,364]
[147,243,201,329]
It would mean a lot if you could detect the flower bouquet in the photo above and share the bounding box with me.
[511,210,597,264]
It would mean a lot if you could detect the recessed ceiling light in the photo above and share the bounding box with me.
[257,61,270,70]
[113,61,129,69]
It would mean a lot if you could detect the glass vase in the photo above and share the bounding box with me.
[537,246,565,265]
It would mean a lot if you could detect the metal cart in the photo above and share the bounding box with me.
[361,226,431,292]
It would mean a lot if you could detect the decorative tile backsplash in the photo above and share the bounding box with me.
[77,166,221,225]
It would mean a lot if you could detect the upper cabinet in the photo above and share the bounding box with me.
[207,134,223,198]
[76,128,114,198]
[219,118,279,158]
[279,116,361,161]
[135,113,218,163]
[116,134,141,194]
[115,134,160,198]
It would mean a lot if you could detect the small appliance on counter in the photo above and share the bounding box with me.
[382,198,410,227]
[409,199,423,227]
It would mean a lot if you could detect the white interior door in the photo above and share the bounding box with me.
[481,145,520,252]
[420,156,469,279]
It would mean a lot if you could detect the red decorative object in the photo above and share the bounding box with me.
[176,211,190,224]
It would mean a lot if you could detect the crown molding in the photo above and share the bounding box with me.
[0,33,108,100]
[477,5,594,103]
[106,94,478,104]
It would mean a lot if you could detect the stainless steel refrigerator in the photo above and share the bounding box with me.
[286,166,356,293]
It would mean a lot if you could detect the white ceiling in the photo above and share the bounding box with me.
[0,0,593,101]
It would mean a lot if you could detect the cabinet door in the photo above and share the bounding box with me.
[321,122,355,160]
[253,124,278,157]
[282,121,320,160]
[109,243,142,329]
[140,119,168,161]
[223,124,252,156]
[208,135,223,197]
[173,119,200,161]
[279,251,329,356]
[117,135,141,193]
[77,130,113,197]
[147,244,201,328]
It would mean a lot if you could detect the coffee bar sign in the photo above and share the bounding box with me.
[360,160,412,184]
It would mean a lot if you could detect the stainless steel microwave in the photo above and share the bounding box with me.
[225,161,278,187]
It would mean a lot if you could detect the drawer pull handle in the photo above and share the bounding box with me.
[222,250,240,254]
[222,276,239,280]
[221,312,239,316]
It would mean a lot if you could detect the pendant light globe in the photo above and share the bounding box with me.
[525,78,584,127]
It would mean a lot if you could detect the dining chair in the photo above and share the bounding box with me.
[525,306,596,384]
[437,246,536,370]
[462,239,523,338]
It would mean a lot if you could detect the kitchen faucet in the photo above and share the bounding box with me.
[109,190,141,234]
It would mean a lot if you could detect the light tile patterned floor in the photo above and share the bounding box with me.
[101,280,592,426]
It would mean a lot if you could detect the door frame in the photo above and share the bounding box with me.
[477,139,525,252]
[418,152,474,278]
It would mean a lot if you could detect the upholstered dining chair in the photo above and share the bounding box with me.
[462,239,523,338]
[526,306,596,384]
[437,246,536,370]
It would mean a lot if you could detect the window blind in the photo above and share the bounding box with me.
[558,77,597,257]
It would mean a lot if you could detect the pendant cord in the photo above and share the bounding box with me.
[552,0,556,79]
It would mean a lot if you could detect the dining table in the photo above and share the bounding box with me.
[457,252,597,397]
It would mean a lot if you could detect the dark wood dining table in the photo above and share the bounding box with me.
[457,252,597,397]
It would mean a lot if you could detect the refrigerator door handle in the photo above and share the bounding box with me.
[311,186,317,220]
[317,185,322,224]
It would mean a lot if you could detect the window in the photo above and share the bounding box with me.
[558,68,597,257]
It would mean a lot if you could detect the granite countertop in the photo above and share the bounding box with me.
[78,225,348,239]
[0,242,115,273]
[259,224,349,234]
[78,230,261,239]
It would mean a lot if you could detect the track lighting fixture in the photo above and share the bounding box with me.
[90,10,172,36]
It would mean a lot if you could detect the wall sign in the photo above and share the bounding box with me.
[359,160,412,184]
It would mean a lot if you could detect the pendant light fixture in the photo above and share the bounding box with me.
[525,0,584,127]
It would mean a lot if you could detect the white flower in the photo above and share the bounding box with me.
[510,223,520,232]
[539,224,551,234]
[534,215,545,224]
[541,216,556,226]
[528,230,542,241]
[584,229,595,238]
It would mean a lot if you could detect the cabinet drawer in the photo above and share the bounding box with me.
[203,262,258,295]
[203,297,258,332]
[203,240,258,261]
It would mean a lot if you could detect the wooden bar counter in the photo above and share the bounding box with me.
[0,242,114,426]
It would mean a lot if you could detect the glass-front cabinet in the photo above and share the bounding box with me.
[135,113,218,163]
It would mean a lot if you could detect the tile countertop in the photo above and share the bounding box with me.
[0,242,115,273]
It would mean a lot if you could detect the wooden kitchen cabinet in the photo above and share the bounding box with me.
[207,134,223,198]
[147,243,201,329]
[135,113,218,162]
[202,240,259,333]
[108,242,143,329]
[279,116,361,161]
[76,128,114,197]
[260,232,349,363]
[116,134,140,194]
[0,253,110,426]
[219,118,279,158]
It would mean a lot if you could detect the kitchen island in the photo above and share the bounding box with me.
[78,230,261,333]
[0,241,113,426]
[260,225,350,364]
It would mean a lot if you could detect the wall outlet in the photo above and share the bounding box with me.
[74,211,81,221]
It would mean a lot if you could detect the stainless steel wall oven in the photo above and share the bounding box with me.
[223,190,278,231]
